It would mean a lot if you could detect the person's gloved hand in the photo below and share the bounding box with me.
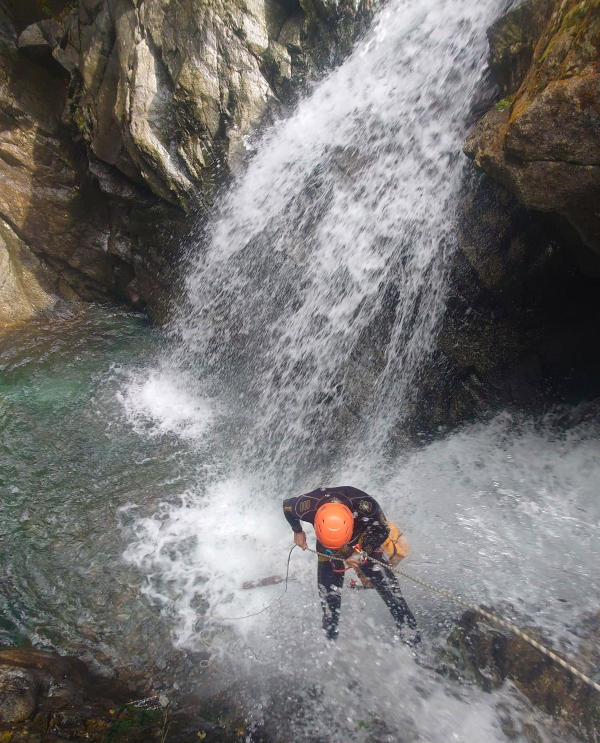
[345,551,367,569]
[294,531,307,550]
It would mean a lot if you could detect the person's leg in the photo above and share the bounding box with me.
[317,552,345,640]
[360,561,420,643]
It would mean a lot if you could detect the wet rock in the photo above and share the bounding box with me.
[0,217,57,328]
[398,159,600,441]
[0,646,253,742]
[61,0,376,208]
[487,0,555,96]
[0,4,184,325]
[0,667,38,723]
[444,610,600,743]
[17,19,62,61]
[0,0,375,325]
[466,0,600,260]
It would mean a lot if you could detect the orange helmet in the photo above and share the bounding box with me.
[314,502,354,549]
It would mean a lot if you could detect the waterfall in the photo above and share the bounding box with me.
[165,0,503,478]
[123,0,504,664]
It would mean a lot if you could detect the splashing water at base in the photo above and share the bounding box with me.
[1,319,597,741]
[122,409,599,741]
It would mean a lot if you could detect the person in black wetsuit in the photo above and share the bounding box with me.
[283,485,419,643]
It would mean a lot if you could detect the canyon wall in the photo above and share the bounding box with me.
[0,0,374,326]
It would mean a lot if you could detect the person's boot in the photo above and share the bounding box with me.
[322,618,339,640]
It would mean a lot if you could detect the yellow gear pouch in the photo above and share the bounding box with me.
[380,522,409,565]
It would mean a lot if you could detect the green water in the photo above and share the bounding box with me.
[0,307,199,678]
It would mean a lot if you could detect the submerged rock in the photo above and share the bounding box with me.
[0,666,38,723]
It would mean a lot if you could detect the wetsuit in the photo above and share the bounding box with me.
[283,486,418,641]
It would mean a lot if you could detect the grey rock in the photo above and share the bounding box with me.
[0,0,375,325]
[58,0,376,208]
[0,667,38,723]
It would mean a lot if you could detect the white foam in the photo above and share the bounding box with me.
[120,412,599,740]
[117,368,214,440]
[122,475,296,646]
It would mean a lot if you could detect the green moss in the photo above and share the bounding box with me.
[103,705,162,743]
[563,2,588,29]
[537,0,600,73]
[495,98,512,112]
[40,0,79,20]
[72,105,89,140]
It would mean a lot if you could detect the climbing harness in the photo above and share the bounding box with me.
[324,544,366,573]
[306,546,600,695]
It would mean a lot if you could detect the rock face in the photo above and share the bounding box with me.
[397,0,600,437]
[0,646,264,742]
[0,0,374,327]
[445,610,600,743]
[0,220,57,325]
[0,16,174,321]
[67,0,374,208]
[465,0,600,263]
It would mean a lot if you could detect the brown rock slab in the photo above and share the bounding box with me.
[445,609,600,743]
[466,0,600,259]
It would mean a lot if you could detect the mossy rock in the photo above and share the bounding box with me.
[444,610,600,743]
[487,0,555,95]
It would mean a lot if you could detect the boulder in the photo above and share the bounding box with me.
[444,609,600,743]
[465,0,600,261]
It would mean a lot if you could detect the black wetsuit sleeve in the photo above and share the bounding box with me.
[283,490,322,533]
[283,496,303,533]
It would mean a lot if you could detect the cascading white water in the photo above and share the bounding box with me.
[168,0,501,475]
[118,0,600,740]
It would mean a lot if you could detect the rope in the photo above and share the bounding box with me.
[215,545,297,621]
[306,546,600,695]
